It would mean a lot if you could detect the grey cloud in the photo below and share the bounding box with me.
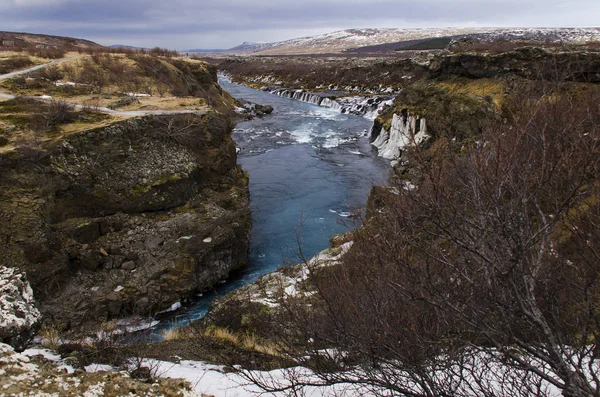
[0,0,598,49]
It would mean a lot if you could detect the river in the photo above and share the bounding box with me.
[146,78,390,339]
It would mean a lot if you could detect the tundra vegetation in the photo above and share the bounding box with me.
[205,44,600,397]
[2,31,600,397]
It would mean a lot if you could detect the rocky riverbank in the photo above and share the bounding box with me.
[0,111,250,336]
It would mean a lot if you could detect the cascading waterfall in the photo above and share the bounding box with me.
[264,87,393,119]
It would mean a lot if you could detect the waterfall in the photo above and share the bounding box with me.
[263,87,393,118]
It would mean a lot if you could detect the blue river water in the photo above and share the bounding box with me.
[146,79,389,339]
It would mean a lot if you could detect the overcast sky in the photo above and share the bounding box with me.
[0,0,598,49]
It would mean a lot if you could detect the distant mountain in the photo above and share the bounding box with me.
[185,42,268,54]
[221,27,600,55]
[225,41,274,53]
[185,49,226,54]
[109,44,143,50]
[0,31,103,50]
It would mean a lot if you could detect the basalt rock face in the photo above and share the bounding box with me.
[0,113,250,330]
[370,83,497,164]
[370,112,428,160]
[429,48,600,82]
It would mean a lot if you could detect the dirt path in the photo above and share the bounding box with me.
[0,58,208,117]
[0,58,71,81]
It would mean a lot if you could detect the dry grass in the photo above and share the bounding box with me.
[161,327,197,341]
[437,79,505,108]
[206,327,240,345]
[1,53,220,113]
[161,325,284,357]
[205,327,284,357]
[0,96,114,149]
[39,324,61,350]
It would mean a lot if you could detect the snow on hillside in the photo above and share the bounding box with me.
[224,27,600,55]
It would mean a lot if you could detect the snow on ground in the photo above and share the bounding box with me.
[124,359,370,397]
[231,242,353,308]
[225,27,600,55]
[113,346,573,397]
[1,342,204,397]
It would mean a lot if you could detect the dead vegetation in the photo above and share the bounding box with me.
[238,75,600,397]
[0,96,110,149]
[1,53,232,113]
[449,37,600,54]
[0,55,34,74]
[215,56,428,92]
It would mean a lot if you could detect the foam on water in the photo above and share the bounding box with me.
[290,125,315,144]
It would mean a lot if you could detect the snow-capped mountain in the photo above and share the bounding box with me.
[223,27,600,55]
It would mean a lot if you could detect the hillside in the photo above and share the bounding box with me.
[0,53,234,115]
[0,31,104,50]
[218,27,600,55]
[0,50,250,340]
[202,40,600,397]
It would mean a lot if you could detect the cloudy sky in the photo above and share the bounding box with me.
[0,0,598,49]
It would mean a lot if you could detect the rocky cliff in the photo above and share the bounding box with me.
[369,81,497,166]
[0,112,250,331]
[261,86,393,118]
[430,47,600,82]
[370,112,428,161]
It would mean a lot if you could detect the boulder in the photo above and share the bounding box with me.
[0,267,41,351]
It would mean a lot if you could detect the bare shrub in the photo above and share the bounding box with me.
[35,64,63,82]
[245,79,600,397]
[148,47,179,57]
[77,58,107,93]
[26,48,66,59]
[82,97,101,112]
[0,56,34,74]
[26,99,76,131]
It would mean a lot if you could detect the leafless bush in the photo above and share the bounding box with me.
[26,47,65,59]
[82,97,101,112]
[0,56,34,74]
[26,99,76,131]
[35,64,62,82]
[245,79,600,397]
[148,47,179,57]
[78,58,108,93]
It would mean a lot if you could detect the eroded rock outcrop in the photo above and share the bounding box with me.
[0,267,40,350]
[0,112,250,331]
[370,82,498,165]
[429,47,600,82]
[370,111,428,161]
